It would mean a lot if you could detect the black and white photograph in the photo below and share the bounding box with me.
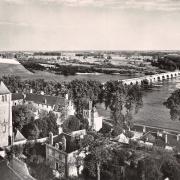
[1,0,180,179]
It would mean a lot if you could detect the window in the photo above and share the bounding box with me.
[5,95,7,101]
[3,124,6,133]
[2,95,4,102]
[56,162,59,171]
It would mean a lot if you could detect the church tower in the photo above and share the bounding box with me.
[0,81,12,147]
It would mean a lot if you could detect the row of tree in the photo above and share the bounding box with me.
[4,76,143,137]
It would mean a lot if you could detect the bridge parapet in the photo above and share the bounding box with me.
[122,71,180,85]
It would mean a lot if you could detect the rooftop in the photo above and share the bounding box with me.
[0,157,35,180]
[0,81,10,95]
[14,129,26,142]
[12,93,24,101]
[25,94,66,109]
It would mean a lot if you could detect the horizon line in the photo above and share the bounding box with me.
[1,49,180,52]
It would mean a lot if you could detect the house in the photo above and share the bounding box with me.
[12,93,24,106]
[0,156,35,180]
[83,101,102,131]
[12,92,76,125]
[0,81,13,147]
[46,130,86,178]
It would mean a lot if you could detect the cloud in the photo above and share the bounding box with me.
[1,0,180,11]
[0,21,30,27]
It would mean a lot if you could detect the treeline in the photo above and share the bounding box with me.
[21,60,143,76]
[54,64,137,75]
[33,52,61,56]
[152,55,180,71]
[21,61,46,72]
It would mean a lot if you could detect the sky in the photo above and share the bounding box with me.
[0,0,180,51]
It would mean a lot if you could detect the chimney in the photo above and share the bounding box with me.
[55,143,59,149]
[49,132,53,146]
[22,93,26,99]
[62,135,66,151]
[89,100,93,110]
[143,126,146,133]
[165,133,168,144]
[177,134,180,141]
[44,98,47,104]
[58,126,63,134]
[65,93,69,100]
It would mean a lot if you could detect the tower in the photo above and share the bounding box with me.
[0,81,12,147]
[83,101,93,126]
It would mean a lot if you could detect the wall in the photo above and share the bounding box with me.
[12,99,23,106]
[66,100,75,117]
[67,150,84,177]
[0,93,12,147]
[93,116,102,131]
[46,144,67,177]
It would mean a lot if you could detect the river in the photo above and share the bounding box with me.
[134,77,180,131]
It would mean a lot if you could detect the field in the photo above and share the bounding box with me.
[0,63,32,77]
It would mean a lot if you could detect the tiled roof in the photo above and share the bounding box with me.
[0,81,10,95]
[0,160,20,180]
[25,94,65,108]
[12,93,24,101]
[0,157,35,180]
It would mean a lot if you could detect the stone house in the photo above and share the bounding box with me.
[12,93,24,106]
[46,130,86,178]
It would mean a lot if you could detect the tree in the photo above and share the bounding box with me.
[164,89,180,121]
[21,122,40,140]
[67,79,103,115]
[12,104,36,130]
[137,151,180,180]
[35,111,58,138]
[81,132,112,180]
[103,81,142,134]
[62,115,81,133]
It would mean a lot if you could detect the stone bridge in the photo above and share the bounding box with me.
[121,71,180,85]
